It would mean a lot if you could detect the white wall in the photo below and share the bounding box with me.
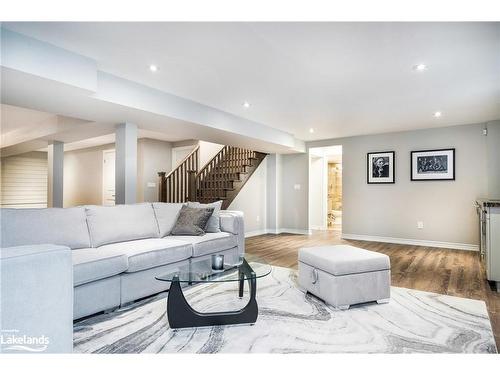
[171,140,223,169]
[266,154,281,232]
[309,155,327,229]
[137,138,172,202]
[64,138,172,207]
[228,157,268,234]
[0,151,48,208]
[306,122,499,247]
[199,141,224,168]
[279,153,310,231]
[63,143,114,207]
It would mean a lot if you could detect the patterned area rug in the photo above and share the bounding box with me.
[74,265,497,353]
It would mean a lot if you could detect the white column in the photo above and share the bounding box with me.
[47,141,64,207]
[266,153,281,233]
[115,122,137,204]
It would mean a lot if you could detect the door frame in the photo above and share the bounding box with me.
[102,149,116,205]
[308,145,342,231]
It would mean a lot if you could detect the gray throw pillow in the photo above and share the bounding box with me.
[170,206,215,236]
[187,200,222,233]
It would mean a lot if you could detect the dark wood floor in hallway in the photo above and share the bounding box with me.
[246,230,500,348]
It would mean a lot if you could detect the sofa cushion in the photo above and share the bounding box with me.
[98,238,192,273]
[187,201,222,232]
[298,245,390,276]
[0,207,91,249]
[152,202,184,237]
[85,203,159,247]
[169,232,237,258]
[72,248,128,286]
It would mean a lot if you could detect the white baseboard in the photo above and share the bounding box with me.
[245,228,312,238]
[280,228,313,235]
[341,233,479,251]
[310,225,327,230]
[244,229,270,238]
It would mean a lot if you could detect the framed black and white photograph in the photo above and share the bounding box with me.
[367,151,395,184]
[411,148,455,181]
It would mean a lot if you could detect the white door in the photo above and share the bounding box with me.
[172,146,195,169]
[102,150,115,206]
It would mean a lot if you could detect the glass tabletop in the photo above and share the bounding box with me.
[155,254,272,283]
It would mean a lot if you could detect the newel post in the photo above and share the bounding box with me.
[158,172,166,202]
[187,171,196,202]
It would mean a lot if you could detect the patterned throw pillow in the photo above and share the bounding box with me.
[170,206,215,236]
[187,200,223,233]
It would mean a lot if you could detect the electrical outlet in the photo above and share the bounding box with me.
[256,215,260,222]
[294,184,301,190]
[147,182,156,188]
[417,221,424,229]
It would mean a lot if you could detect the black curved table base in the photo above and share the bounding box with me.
[166,260,258,329]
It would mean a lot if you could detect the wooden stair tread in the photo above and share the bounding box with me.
[208,169,239,172]
[198,197,227,201]
[200,188,235,192]
[202,179,240,184]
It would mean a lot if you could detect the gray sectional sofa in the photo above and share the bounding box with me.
[1,203,244,320]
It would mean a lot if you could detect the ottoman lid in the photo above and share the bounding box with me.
[298,245,390,276]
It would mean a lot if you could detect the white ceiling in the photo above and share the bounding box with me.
[3,22,500,141]
[40,129,188,152]
[1,104,56,133]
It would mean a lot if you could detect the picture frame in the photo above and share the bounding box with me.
[410,148,455,181]
[367,151,395,184]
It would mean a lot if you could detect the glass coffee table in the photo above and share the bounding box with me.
[156,255,272,329]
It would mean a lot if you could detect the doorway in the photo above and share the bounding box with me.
[327,158,342,230]
[102,149,115,206]
[309,145,342,232]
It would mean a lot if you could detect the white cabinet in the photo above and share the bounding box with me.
[486,207,500,287]
[478,200,500,290]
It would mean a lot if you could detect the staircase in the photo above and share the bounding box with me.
[158,145,266,209]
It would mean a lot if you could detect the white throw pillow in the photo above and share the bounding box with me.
[0,207,91,249]
[152,202,185,237]
[85,203,159,247]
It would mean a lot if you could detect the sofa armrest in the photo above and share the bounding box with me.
[0,244,73,353]
[219,210,245,255]
[219,210,244,234]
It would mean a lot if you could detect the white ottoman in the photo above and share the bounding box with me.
[298,245,391,309]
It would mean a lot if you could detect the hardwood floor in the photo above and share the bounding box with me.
[246,230,500,348]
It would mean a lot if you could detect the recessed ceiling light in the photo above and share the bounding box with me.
[433,111,442,118]
[413,64,427,71]
[309,128,315,134]
[149,64,158,72]
[242,101,251,108]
